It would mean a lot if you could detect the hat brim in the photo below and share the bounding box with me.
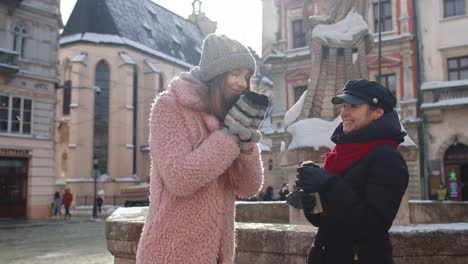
[331,94,367,105]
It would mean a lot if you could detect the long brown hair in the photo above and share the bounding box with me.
[204,71,251,190]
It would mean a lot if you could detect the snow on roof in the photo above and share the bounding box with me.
[119,52,136,65]
[285,47,310,58]
[287,117,341,150]
[421,79,468,90]
[114,175,141,182]
[144,59,160,73]
[61,33,194,69]
[0,48,18,55]
[71,52,87,62]
[421,97,468,109]
[284,90,307,127]
[261,76,274,86]
[260,143,271,153]
[400,123,416,146]
[371,33,412,43]
[312,8,368,46]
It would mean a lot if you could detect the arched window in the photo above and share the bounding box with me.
[13,24,27,57]
[93,61,110,174]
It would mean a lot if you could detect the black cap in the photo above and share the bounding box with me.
[331,79,396,113]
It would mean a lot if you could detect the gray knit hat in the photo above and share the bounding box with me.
[198,34,256,82]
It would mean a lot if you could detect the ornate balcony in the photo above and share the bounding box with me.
[421,80,468,110]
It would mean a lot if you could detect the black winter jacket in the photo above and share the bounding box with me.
[304,111,409,264]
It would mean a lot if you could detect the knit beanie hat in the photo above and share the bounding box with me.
[198,34,256,82]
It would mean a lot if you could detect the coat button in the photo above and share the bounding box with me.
[321,246,325,251]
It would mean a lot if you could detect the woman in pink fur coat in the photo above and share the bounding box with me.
[136,34,265,264]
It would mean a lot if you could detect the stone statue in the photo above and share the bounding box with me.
[294,0,372,121]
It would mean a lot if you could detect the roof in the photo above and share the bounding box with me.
[61,0,203,66]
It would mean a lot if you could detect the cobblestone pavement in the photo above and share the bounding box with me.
[0,217,113,264]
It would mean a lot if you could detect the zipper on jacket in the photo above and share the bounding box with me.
[353,245,359,264]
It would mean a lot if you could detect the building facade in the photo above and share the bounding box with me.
[261,0,421,198]
[0,0,61,218]
[56,0,215,205]
[417,0,468,200]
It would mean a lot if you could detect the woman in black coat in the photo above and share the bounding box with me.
[296,79,409,264]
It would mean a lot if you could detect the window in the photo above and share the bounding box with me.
[0,95,32,135]
[62,80,72,115]
[448,56,468,80]
[94,61,110,174]
[376,74,397,97]
[12,24,27,57]
[444,0,465,17]
[292,19,306,48]
[293,85,307,103]
[268,159,273,171]
[373,0,393,32]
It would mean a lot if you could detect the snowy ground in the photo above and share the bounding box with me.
[0,217,113,264]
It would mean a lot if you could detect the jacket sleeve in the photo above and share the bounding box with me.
[322,145,409,240]
[150,95,241,197]
[231,144,264,198]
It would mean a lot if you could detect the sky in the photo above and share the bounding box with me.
[60,0,263,54]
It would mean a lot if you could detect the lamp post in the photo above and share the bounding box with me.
[92,158,99,219]
[378,0,382,83]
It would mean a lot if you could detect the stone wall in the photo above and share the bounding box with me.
[236,202,289,224]
[106,206,468,264]
[409,200,468,224]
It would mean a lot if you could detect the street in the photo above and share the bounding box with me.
[0,217,113,264]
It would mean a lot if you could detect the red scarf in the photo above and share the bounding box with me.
[323,139,398,176]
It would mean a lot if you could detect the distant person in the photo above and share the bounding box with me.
[62,188,73,219]
[96,196,103,214]
[262,185,274,201]
[51,191,62,218]
[437,183,447,201]
[136,34,266,264]
[278,183,290,200]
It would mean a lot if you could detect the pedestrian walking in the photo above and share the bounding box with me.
[96,196,103,214]
[51,191,62,218]
[136,34,266,264]
[62,188,73,220]
[296,79,409,264]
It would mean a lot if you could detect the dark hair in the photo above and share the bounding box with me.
[369,104,380,112]
[205,70,251,121]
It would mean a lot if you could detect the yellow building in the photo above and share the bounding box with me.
[56,0,215,205]
[0,0,61,218]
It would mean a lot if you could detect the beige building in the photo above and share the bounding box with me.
[417,0,468,200]
[260,0,421,198]
[0,0,61,218]
[56,0,215,205]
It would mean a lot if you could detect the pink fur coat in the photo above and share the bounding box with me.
[135,77,264,264]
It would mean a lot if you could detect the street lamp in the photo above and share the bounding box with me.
[92,158,99,219]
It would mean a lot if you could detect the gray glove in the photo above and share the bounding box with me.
[235,91,270,130]
[224,92,270,147]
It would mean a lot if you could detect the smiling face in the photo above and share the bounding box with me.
[340,103,384,134]
[222,69,251,99]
